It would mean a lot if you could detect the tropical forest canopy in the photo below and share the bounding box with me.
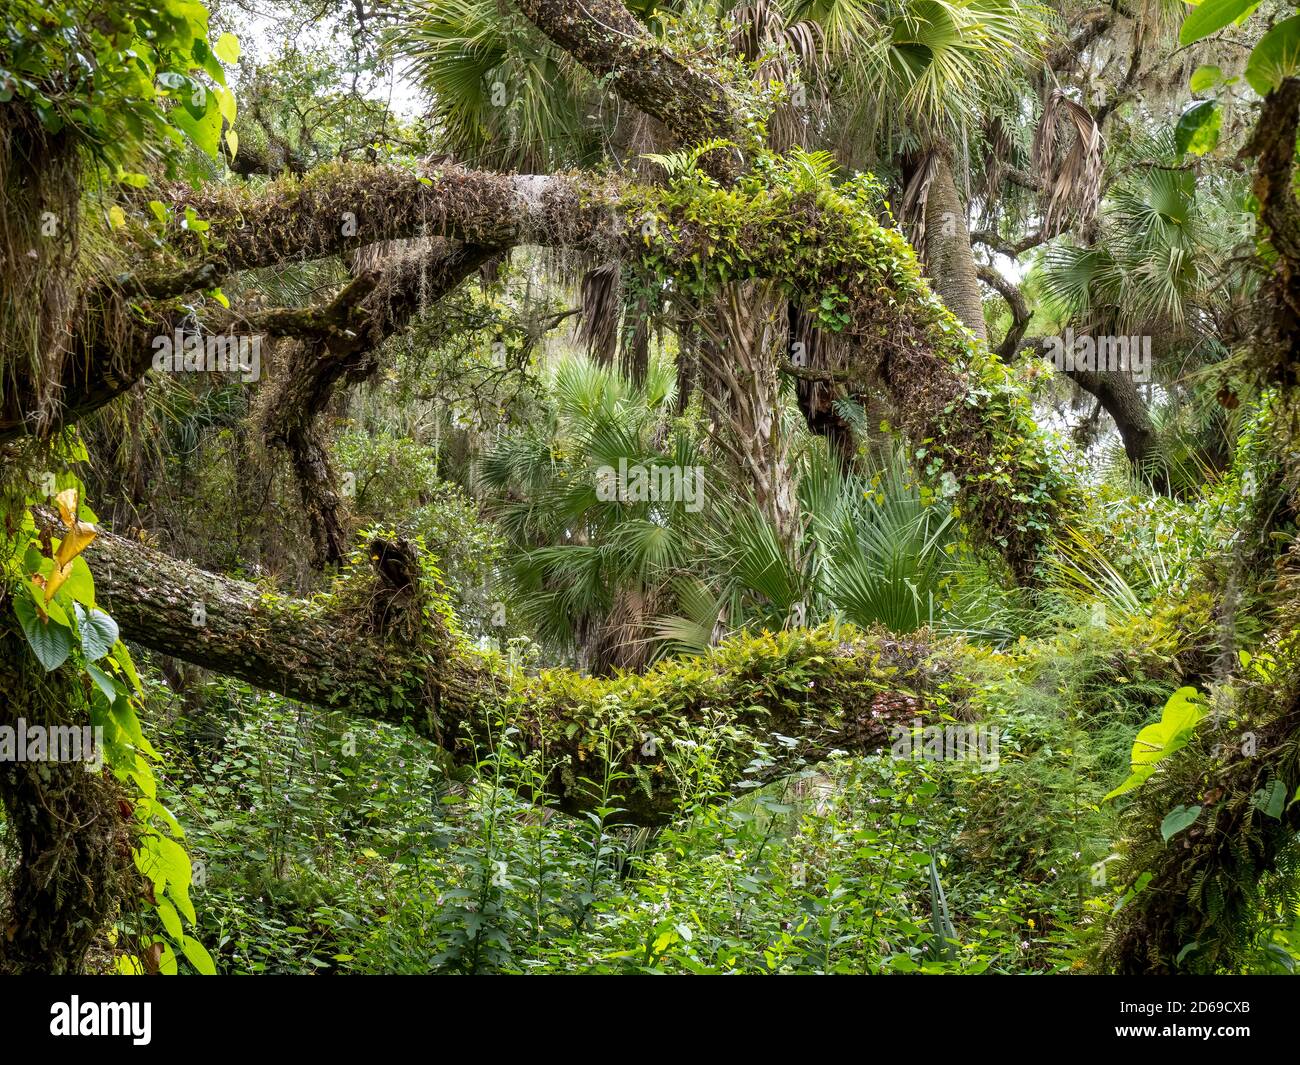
[2,0,1300,981]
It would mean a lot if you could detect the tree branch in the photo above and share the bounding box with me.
[83,517,947,825]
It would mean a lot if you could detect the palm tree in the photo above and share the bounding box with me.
[389,0,608,171]
[655,441,1017,652]
[480,352,710,672]
[792,0,1056,340]
[1035,129,1257,487]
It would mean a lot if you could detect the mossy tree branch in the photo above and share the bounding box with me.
[84,520,951,826]
[6,163,1071,574]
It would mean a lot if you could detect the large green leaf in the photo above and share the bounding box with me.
[171,90,221,158]
[74,602,119,661]
[1246,16,1300,96]
[156,899,184,941]
[13,595,74,671]
[1160,804,1201,842]
[213,32,240,64]
[180,934,217,975]
[1175,100,1221,156]
[1106,687,1208,800]
[1252,779,1288,820]
[1179,0,1260,46]
[1190,64,1224,92]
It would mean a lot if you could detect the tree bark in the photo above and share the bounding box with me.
[924,154,988,343]
[1244,77,1300,388]
[0,623,137,974]
[512,0,740,179]
[981,269,1162,484]
[696,282,801,548]
[1068,367,1162,483]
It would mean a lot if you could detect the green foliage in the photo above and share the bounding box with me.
[1105,687,1209,800]
[390,0,605,170]
[1180,1,1300,98]
[1,457,215,974]
[158,668,1086,974]
[622,148,1073,572]
[0,0,239,173]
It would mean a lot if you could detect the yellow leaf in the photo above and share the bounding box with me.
[55,487,79,526]
[54,522,97,569]
[44,562,71,604]
[225,128,238,159]
[214,85,237,124]
[108,205,126,229]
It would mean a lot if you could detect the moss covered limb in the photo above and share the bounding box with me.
[159,165,611,275]
[13,161,1071,572]
[623,175,1074,575]
[0,169,596,442]
[85,522,953,825]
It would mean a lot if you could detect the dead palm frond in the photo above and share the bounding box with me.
[900,146,941,256]
[577,262,622,367]
[1032,88,1104,236]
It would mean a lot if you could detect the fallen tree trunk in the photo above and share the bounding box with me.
[86,523,954,826]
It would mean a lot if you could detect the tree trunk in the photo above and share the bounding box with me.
[0,623,136,974]
[1068,368,1164,488]
[924,154,988,343]
[697,282,801,549]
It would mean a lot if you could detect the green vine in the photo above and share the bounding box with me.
[2,437,216,974]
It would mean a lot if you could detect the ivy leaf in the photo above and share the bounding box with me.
[74,602,119,661]
[1160,804,1201,842]
[1252,779,1287,820]
[13,595,74,671]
